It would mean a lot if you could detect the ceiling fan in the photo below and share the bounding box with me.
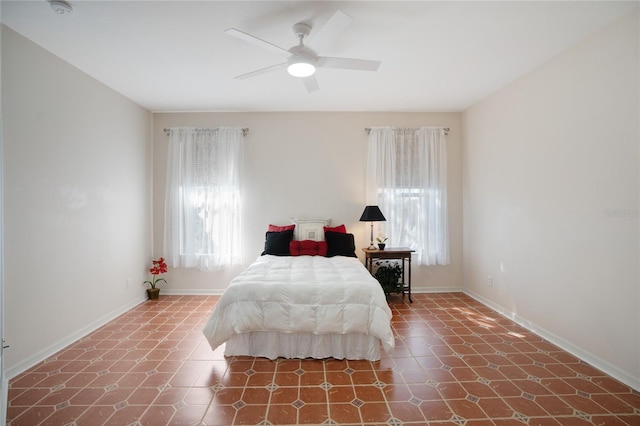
[225,10,381,93]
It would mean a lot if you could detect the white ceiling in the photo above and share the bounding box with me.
[2,1,637,112]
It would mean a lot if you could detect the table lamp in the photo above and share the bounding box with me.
[359,205,386,249]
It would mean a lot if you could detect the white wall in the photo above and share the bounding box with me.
[152,112,463,293]
[0,5,5,425]
[1,26,153,377]
[462,10,639,388]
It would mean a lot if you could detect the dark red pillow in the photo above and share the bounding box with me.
[268,224,295,232]
[323,224,347,234]
[290,240,328,256]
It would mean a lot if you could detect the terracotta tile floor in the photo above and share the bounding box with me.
[7,293,640,425]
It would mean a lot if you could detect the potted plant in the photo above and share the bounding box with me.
[143,257,167,300]
[374,260,403,295]
[376,233,388,250]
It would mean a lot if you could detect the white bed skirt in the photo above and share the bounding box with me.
[223,332,383,361]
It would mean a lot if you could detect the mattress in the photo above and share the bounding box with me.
[202,254,395,360]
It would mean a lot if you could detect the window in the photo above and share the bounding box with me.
[164,128,244,270]
[366,127,449,265]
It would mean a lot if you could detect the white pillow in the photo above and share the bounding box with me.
[291,218,331,241]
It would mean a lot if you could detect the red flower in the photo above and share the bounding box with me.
[150,258,168,275]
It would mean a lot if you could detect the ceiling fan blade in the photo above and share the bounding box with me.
[316,56,381,72]
[307,10,353,52]
[302,75,319,93]
[225,28,291,57]
[235,62,287,80]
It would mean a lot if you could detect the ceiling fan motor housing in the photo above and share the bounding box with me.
[292,22,312,39]
[287,42,317,77]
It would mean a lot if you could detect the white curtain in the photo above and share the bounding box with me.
[366,127,449,265]
[164,128,244,270]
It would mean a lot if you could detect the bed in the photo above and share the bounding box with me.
[202,220,395,361]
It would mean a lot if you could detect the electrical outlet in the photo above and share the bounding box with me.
[488,275,493,287]
[126,278,131,289]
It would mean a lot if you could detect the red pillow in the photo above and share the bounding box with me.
[268,224,295,232]
[323,224,347,234]
[290,240,328,256]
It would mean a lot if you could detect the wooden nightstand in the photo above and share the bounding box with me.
[362,247,415,303]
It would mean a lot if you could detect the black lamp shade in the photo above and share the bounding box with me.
[359,205,386,222]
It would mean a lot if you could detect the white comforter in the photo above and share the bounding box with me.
[202,255,395,355]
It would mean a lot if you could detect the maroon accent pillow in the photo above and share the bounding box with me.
[323,224,347,234]
[290,240,328,256]
[268,224,295,232]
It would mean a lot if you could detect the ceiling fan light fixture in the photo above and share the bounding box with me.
[287,56,316,77]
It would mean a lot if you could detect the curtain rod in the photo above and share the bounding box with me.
[365,127,449,135]
[163,127,249,136]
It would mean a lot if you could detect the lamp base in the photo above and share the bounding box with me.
[368,223,376,250]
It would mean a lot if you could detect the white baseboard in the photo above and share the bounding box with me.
[160,287,463,297]
[5,296,147,381]
[160,289,224,296]
[161,288,463,297]
[464,289,640,392]
[412,286,465,293]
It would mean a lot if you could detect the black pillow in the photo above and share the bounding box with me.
[325,231,357,258]
[262,230,294,256]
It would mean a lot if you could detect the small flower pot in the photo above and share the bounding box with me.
[378,243,386,250]
[147,288,160,300]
